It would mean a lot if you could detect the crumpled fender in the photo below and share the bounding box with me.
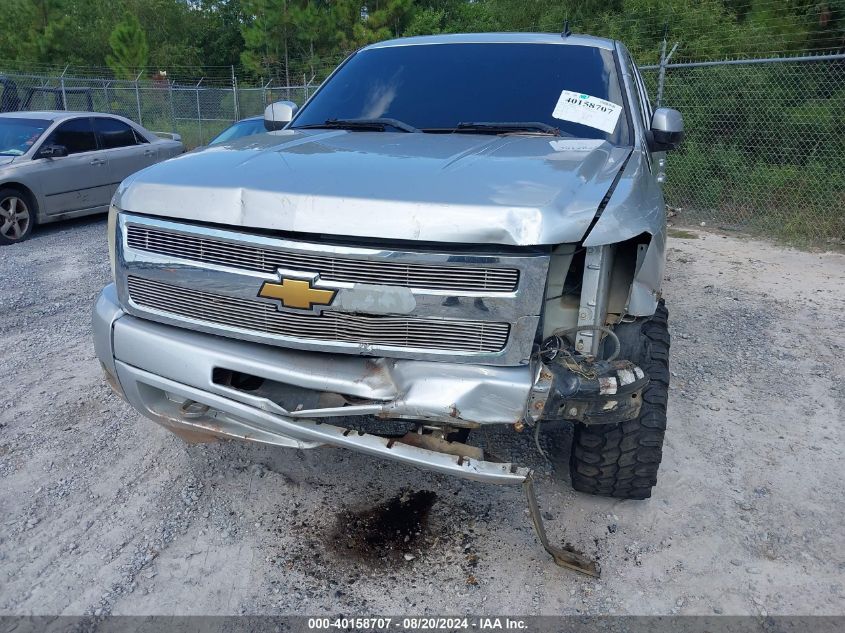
[583,151,667,316]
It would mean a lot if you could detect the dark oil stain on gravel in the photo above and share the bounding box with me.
[329,490,437,562]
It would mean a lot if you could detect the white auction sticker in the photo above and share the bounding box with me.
[552,90,622,133]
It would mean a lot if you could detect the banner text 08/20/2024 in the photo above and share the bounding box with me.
[307,617,528,631]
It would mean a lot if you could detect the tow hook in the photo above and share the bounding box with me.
[523,473,600,577]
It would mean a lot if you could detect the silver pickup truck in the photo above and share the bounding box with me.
[93,32,683,572]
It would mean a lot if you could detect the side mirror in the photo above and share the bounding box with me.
[649,108,684,151]
[264,101,298,131]
[39,144,68,158]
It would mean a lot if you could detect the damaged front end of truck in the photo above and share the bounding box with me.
[94,33,682,574]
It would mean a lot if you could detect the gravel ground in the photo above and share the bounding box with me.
[0,217,843,617]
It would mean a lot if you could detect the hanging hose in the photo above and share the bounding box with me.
[533,420,549,461]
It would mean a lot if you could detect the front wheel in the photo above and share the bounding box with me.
[569,300,670,500]
[0,188,36,245]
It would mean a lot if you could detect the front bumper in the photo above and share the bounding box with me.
[94,284,646,485]
[94,284,533,483]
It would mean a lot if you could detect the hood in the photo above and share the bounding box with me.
[115,129,631,246]
[0,156,17,168]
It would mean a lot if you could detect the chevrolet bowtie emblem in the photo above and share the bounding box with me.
[258,277,336,310]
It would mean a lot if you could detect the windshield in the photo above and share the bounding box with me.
[293,43,630,143]
[0,118,51,156]
[209,118,266,146]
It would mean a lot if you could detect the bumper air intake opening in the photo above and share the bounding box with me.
[212,367,264,392]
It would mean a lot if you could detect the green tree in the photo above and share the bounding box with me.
[2,0,845,78]
[241,0,290,83]
[106,14,149,78]
[195,0,247,68]
[240,1,420,83]
[288,1,336,80]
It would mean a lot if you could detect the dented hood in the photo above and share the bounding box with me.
[115,129,631,246]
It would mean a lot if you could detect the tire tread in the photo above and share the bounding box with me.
[569,300,670,500]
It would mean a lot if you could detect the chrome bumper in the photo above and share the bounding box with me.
[93,284,532,484]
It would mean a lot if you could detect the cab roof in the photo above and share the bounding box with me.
[366,32,617,51]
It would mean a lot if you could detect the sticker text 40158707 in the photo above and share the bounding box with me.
[552,90,622,134]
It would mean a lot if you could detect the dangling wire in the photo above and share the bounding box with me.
[550,324,621,362]
[529,323,622,462]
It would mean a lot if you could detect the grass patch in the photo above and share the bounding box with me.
[144,118,232,149]
[668,228,699,239]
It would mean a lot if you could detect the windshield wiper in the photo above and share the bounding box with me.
[441,122,562,136]
[297,118,420,133]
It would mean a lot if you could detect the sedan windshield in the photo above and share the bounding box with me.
[0,118,51,156]
[209,118,266,146]
[292,43,630,143]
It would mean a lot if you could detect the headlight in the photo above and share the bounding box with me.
[107,204,118,281]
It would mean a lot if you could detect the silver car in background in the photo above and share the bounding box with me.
[0,111,184,245]
[207,115,265,147]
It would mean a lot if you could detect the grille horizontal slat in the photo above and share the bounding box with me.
[127,277,509,353]
[126,225,519,292]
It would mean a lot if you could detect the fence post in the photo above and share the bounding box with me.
[657,36,679,108]
[657,34,667,108]
[263,78,272,107]
[231,65,240,121]
[168,80,176,133]
[59,64,69,110]
[38,77,47,110]
[104,80,112,113]
[134,70,143,124]
[196,78,204,145]
[305,73,316,101]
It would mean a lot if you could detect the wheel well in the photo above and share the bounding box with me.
[606,232,651,317]
[540,234,652,340]
[0,182,39,218]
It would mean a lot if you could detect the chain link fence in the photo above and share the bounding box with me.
[2,50,844,243]
[643,53,845,243]
[0,69,318,148]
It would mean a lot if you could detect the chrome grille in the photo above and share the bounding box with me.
[126,224,519,293]
[127,276,510,353]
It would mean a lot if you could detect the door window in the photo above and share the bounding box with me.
[42,118,96,154]
[94,117,141,149]
[132,128,149,144]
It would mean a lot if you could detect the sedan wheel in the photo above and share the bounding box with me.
[0,194,33,244]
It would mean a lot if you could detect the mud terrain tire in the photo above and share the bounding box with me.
[569,300,670,499]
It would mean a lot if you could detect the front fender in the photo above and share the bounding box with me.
[583,151,667,316]
[583,151,665,247]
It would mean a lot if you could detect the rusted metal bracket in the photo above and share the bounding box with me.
[524,474,601,577]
